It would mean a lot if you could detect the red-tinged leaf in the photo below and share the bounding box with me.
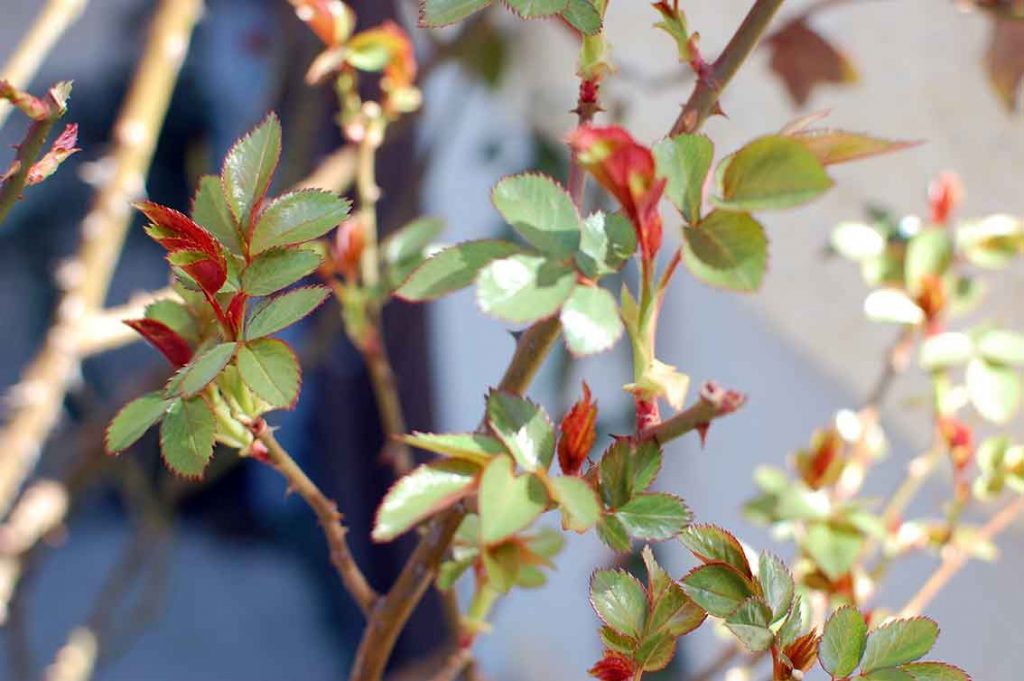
[25,123,79,186]
[765,19,858,107]
[567,125,666,264]
[288,0,355,46]
[180,255,229,298]
[124,318,194,367]
[784,630,819,673]
[332,216,366,281]
[588,651,635,681]
[787,128,919,167]
[137,201,225,261]
[986,16,1024,111]
[558,381,597,476]
[226,292,248,337]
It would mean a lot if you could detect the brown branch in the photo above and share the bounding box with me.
[427,648,474,681]
[639,382,746,444]
[258,430,379,615]
[0,0,202,519]
[900,495,1024,617]
[671,0,788,135]
[0,0,88,131]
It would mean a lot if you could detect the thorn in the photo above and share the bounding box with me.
[696,422,710,448]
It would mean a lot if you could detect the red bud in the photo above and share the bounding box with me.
[558,382,597,475]
[332,216,366,281]
[928,171,963,225]
[588,652,635,681]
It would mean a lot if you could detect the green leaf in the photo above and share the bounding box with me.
[633,441,662,492]
[478,456,548,544]
[106,392,171,454]
[819,605,868,678]
[860,618,939,673]
[966,358,1021,424]
[680,562,754,617]
[599,439,633,509]
[485,391,555,471]
[561,0,601,34]
[421,0,492,26]
[757,553,794,622]
[900,662,971,681]
[503,0,568,18]
[804,521,864,580]
[683,210,768,292]
[176,342,237,397]
[977,329,1024,367]
[145,299,198,343]
[636,633,677,672]
[590,569,647,637]
[477,254,576,324]
[724,597,774,652]
[919,332,973,371]
[788,129,918,166]
[437,558,474,591]
[244,286,330,339]
[597,514,632,552]
[649,581,705,638]
[396,240,520,301]
[575,212,636,278]
[482,542,522,593]
[382,217,445,287]
[241,247,323,296]
[372,460,478,542]
[560,285,623,356]
[492,174,580,257]
[716,135,833,211]
[159,397,215,479]
[777,596,809,648]
[679,524,752,578]
[862,670,915,681]
[236,339,301,409]
[831,221,886,261]
[654,134,714,224]
[222,113,281,226]
[193,175,243,255]
[600,625,637,655]
[250,190,350,254]
[549,476,601,532]
[400,432,504,465]
[905,230,953,294]
[615,493,691,541]
[525,527,565,559]
[864,289,926,325]
[957,214,1024,269]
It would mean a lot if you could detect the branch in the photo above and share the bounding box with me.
[0,0,88,131]
[899,495,1024,618]
[0,0,202,519]
[670,0,787,135]
[639,381,747,445]
[258,430,378,615]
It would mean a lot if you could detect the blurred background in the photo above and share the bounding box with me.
[0,0,1023,679]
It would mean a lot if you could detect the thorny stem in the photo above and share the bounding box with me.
[670,0,787,135]
[638,394,739,444]
[0,110,59,226]
[0,0,202,519]
[0,0,88,131]
[352,4,774,676]
[258,429,379,615]
[899,495,1024,617]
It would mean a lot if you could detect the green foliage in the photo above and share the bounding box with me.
[193,175,243,255]
[381,217,445,289]
[549,476,601,532]
[575,212,636,278]
[716,135,833,211]
[654,133,713,224]
[159,397,215,478]
[590,569,648,638]
[503,0,568,18]
[399,431,504,465]
[485,391,554,471]
[819,606,869,677]
[222,113,281,226]
[614,493,691,541]
[966,357,1021,424]
[560,285,623,356]
[860,618,940,673]
[476,254,576,323]
[724,597,774,652]
[804,520,865,580]
[106,392,171,454]
[235,339,301,409]
[372,461,479,542]
[396,240,521,301]
[175,343,237,397]
[244,286,330,339]
[757,552,794,622]
[478,456,548,544]
[250,190,350,254]
[241,246,324,296]
[679,524,752,577]
[561,0,602,34]
[683,209,768,292]
[679,562,754,617]
[492,174,580,258]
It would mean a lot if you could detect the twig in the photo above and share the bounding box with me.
[74,287,178,356]
[639,385,745,444]
[258,430,379,615]
[0,0,88,131]
[427,647,474,681]
[671,0,787,135]
[899,495,1024,617]
[0,0,202,519]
